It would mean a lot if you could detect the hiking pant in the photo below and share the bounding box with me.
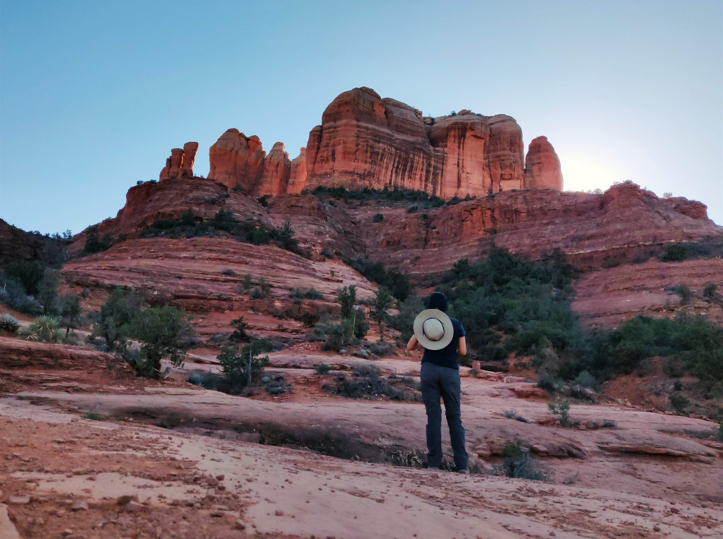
[420,362,468,470]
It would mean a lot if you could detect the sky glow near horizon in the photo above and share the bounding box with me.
[0,0,721,234]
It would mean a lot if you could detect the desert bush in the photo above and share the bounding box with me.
[348,259,411,301]
[93,287,143,350]
[291,288,324,300]
[140,210,310,258]
[548,399,574,427]
[186,371,222,390]
[632,252,651,264]
[537,371,563,392]
[217,339,272,394]
[311,185,445,209]
[388,295,424,342]
[373,213,384,223]
[323,364,420,401]
[371,286,393,341]
[494,442,547,481]
[300,311,320,328]
[124,306,192,378]
[406,205,418,214]
[59,294,82,335]
[367,341,394,357]
[0,279,43,315]
[669,393,689,413]
[3,260,46,295]
[671,284,694,305]
[81,225,113,255]
[0,313,20,333]
[573,371,598,390]
[263,374,290,395]
[661,243,687,262]
[21,315,62,343]
[315,363,331,375]
[703,283,718,301]
[503,410,518,420]
[221,269,236,276]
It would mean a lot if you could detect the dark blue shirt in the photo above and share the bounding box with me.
[421,318,466,370]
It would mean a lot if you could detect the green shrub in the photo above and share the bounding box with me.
[373,214,384,223]
[59,294,82,335]
[315,364,331,375]
[661,244,687,262]
[0,313,20,333]
[372,286,393,341]
[494,442,547,481]
[125,306,192,378]
[368,341,394,357]
[217,339,272,394]
[323,365,420,401]
[348,259,411,302]
[671,284,694,305]
[406,205,418,214]
[21,315,62,343]
[669,393,689,413]
[537,371,563,392]
[229,317,251,343]
[93,288,142,350]
[3,260,46,295]
[573,371,597,389]
[703,283,718,301]
[300,311,320,328]
[548,399,574,427]
[221,269,236,276]
[291,288,324,300]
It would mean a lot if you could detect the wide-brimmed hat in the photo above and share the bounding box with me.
[413,309,454,350]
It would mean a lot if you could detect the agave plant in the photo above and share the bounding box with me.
[21,315,62,343]
[0,313,20,333]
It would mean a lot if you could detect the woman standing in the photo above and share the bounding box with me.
[407,292,468,473]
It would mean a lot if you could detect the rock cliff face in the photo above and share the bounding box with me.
[287,148,307,194]
[255,142,291,196]
[159,142,199,180]
[303,87,546,198]
[524,136,563,190]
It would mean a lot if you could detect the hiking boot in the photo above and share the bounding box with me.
[457,468,469,474]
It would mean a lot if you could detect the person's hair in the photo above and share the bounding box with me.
[426,291,448,312]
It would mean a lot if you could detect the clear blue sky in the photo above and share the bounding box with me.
[1,0,721,233]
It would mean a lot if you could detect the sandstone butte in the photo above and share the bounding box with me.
[159,142,199,181]
[168,87,563,198]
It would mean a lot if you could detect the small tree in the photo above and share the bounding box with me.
[372,286,393,341]
[217,339,272,394]
[229,316,251,343]
[93,288,141,350]
[126,306,191,378]
[37,268,59,315]
[338,285,357,320]
[60,294,82,335]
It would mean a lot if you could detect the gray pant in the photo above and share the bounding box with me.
[420,362,468,470]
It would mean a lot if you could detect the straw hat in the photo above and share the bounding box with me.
[413,309,454,350]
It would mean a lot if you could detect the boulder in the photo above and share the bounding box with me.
[523,136,563,191]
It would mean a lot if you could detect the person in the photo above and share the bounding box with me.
[407,291,469,473]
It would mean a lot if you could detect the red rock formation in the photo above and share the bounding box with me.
[487,115,524,191]
[304,88,529,198]
[287,148,307,194]
[524,136,563,190]
[255,142,291,196]
[159,142,199,180]
[180,142,199,178]
[0,218,48,265]
[208,129,266,190]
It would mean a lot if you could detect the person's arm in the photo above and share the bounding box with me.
[406,335,418,351]
[458,336,467,356]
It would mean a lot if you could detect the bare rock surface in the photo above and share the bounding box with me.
[0,337,114,370]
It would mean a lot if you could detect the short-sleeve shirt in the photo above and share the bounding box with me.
[421,318,466,370]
